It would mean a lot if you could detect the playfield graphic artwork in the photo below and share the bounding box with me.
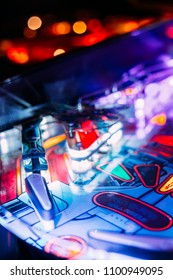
[1,20,173,260]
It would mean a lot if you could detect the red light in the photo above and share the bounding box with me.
[30,46,54,61]
[151,135,173,147]
[7,47,29,64]
[87,19,102,32]
[72,31,108,47]
[76,120,99,148]
[165,26,173,39]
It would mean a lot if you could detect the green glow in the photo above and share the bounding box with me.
[101,163,132,181]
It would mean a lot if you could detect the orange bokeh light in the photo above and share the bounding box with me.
[150,113,167,126]
[7,47,29,64]
[73,21,87,34]
[51,21,71,35]
[27,16,42,30]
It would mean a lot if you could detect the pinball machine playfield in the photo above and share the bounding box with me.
[1,19,173,260]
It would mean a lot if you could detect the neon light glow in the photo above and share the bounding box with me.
[150,113,167,125]
[151,135,173,147]
[97,162,134,182]
[165,25,173,39]
[156,175,173,194]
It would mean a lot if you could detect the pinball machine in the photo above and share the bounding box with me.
[1,19,173,260]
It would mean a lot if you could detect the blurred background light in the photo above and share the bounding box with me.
[27,16,42,30]
[72,21,87,34]
[0,0,173,81]
[54,48,66,56]
[51,21,71,35]
[7,47,29,64]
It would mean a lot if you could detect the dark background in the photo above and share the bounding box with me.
[0,0,173,81]
[1,0,170,38]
